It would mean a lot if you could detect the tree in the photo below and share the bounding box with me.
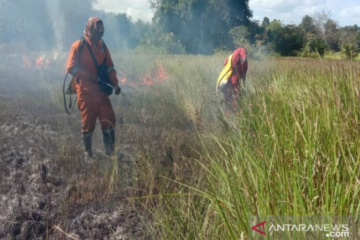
[137,26,186,54]
[312,10,331,35]
[338,25,360,48]
[342,44,359,60]
[267,19,282,46]
[151,0,252,54]
[299,15,318,44]
[130,20,153,49]
[309,38,327,57]
[323,19,339,51]
[268,22,304,56]
[299,15,317,34]
[261,17,270,28]
[229,26,250,47]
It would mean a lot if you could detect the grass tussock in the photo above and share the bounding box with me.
[125,57,360,239]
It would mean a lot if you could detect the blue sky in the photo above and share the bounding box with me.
[93,0,360,27]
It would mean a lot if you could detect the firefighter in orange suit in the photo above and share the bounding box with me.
[66,17,121,161]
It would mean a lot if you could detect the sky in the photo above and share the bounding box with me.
[93,0,154,22]
[93,0,360,27]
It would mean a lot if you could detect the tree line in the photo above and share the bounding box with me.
[0,0,359,58]
[257,12,360,58]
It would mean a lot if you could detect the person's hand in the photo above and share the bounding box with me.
[114,86,121,95]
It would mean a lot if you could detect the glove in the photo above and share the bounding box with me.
[114,86,121,95]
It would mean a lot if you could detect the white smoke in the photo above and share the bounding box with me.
[46,0,66,53]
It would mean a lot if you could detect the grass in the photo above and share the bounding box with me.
[120,56,360,239]
[1,47,359,239]
[325,51,360,60]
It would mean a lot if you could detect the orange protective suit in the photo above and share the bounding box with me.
[66,17,118,133]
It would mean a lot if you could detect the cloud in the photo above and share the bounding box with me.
[340,5,360,18]
[94,0,360,26]
[250,0,302,13]
[250,0,360,26]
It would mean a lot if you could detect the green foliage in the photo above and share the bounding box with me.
[246,20,266,45]
[229,26,250,47]
[324,19,340,51]
[299,15,318,35]
[213,45,231,55]
[152,0,252,54]
[137,28,186,54]
[229,20,266,51]
[261,17,270,28]
[309,38,327,57]
[267,19,282,32]
[342,43,359,60]
[299,43,317,58]
[339,25,360,49]
[298,13,341,55]
[268,24,304,56]
[228,25,268,60]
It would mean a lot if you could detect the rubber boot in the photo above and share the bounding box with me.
[102,128,115,155]
[83,132,93,163]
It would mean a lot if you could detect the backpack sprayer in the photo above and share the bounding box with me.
[62,73,121,114]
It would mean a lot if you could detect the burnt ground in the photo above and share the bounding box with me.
[0,84,148,239]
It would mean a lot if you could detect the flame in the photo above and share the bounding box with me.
[141,63,168,86]
[36,56,43,67]
[156,64,168,80]
[22,55,53,69]
[23,56,32,68]
[142,73,154,86]
[117,63,168,87]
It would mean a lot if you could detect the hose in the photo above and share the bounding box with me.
[63,73,77,114]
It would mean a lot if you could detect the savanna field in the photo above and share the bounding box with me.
[0,47,359,239]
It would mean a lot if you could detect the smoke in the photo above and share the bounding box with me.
[46,0,66,53]
[0,0,150,55]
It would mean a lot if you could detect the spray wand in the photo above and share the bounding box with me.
[99,78,125,96]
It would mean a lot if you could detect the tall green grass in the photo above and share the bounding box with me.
[136,58,360,239]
